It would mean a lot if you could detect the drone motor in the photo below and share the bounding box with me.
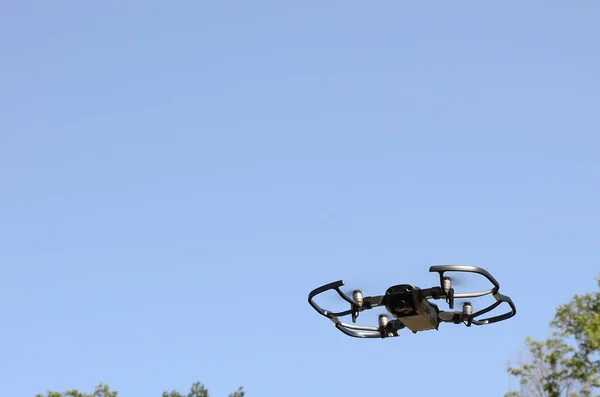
[352,290,363,307]
[378,314,388,328]
[462,301,473,317]
[442,276,452,292]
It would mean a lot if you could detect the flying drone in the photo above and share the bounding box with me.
[308,265,516,338]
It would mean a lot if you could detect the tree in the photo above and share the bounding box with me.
[35,383,118,397]
[36,381,244,397]
[161,382,245,397]
[506,277,600,397]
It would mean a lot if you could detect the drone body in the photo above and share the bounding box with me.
[308,265,516,338]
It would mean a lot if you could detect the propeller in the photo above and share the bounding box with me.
[439,273,475,309]
[341,287,362,298]
[445,273,468,288]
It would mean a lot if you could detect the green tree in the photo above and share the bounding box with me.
[161,382,245,397]
[506,277,600,397]
[36,381,244,397]
[35,383,118,397]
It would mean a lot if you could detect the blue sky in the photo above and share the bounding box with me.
[1,1,599,396]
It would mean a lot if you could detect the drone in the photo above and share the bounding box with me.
[308,265,516,338]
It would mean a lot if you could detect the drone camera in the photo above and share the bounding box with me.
[384,285,416,316]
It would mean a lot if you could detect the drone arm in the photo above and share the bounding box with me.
[362,295,385,309]
[438,310,463,323]
[418,286,444,300]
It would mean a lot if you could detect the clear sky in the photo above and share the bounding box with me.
[1,1,599,396]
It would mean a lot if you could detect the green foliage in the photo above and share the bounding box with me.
[35,383,117,397]
[36,382,244,397]
[160,381,244,397]
[551,278,600,359]
[506,337,591,397]
[162,381,209,397]
[227,387,245,397]
[505,277,600,397]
